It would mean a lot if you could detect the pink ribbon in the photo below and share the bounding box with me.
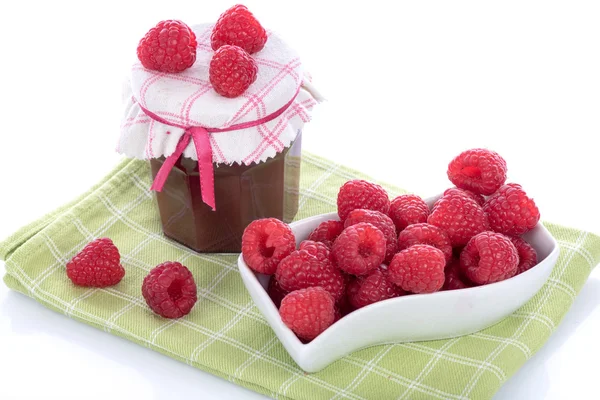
[139,89,300,211]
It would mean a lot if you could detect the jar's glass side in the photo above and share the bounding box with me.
[150,135,302,253]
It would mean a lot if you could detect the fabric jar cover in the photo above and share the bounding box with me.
[118,23,321,167]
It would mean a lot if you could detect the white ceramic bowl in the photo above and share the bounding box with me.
[237,197,560,372]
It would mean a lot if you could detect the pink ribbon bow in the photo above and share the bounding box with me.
[139,89,300,211]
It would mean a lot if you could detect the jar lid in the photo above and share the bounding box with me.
[118,23,321,166]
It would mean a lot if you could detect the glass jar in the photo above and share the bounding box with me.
[151,133,302,253]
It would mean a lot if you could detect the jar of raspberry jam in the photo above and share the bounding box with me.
[118,23,320,253]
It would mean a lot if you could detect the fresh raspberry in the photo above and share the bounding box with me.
[280,287,335,341]
[333,307,342,323]
[397,223,452,262]
[307,220,345,248]
[443,187,485,206]
[211,4,268,54]
[209,45,258,98]
[447,148,507,195]
[483,183,540,236]
[337,180,390,221]
[142,262,197,319]
[66,238,125,287]
[347,267,405,309]
[443,258,472,291]
[242,218,295,275]
[388,245,446,294]
[299,240,331,263]
[460,232,519,284]
[337,284,354,316]
[267,277,289,308]
[428,190,489,247]
[331,223,386,276]
[275,250,345,302]
[345,209,397,263]
[137,20,197,73]
[510,236,538,274]
[388,194,429,232]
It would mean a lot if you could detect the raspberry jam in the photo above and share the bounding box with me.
[151,133,302,253]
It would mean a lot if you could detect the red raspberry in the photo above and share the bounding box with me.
[275,250,345,302]
[333,307,342,323]
[428,190,489,246]
[337,180,390,221]
[337,283,354,316]
[347,267,405,309]
[443,258,472,291]
[447,148,507,195]
[209,45,258,98]
[307,220,344,248]
[66,238,125,287]
[137,20,197,73]
[280,287,335,341]
[242,218,295,275]
[211,4,268,54]
[397,223,452,262]
[460,232,519,284]
[331,223,386,276]
[443,187,485,206]
[483,183,540,236]
[267,277,289,308]
[388,194,429,232]
[510,236,538,274]
[299,240,331,263]
[388,245,446,293]
[142,262,197,319]
[345,209,397,263]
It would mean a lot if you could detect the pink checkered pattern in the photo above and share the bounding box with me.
[118,24,319,165]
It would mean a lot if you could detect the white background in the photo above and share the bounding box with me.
[0,1,599,399]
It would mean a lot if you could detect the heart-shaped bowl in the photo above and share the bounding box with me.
[237,196,560,372]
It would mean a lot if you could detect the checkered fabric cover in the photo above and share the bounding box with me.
[118,24,319,165]
[2,155,599,400]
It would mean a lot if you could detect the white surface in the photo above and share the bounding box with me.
[238,211,559,372]
[0,0,599,398]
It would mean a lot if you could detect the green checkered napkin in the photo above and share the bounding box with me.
[2,154,600,400]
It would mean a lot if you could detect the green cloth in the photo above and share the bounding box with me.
[2,154,599,400]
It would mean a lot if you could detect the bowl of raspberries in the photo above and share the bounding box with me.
[237,148,559,372]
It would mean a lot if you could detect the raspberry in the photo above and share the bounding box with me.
[447,148,507,195]
[388,194,429,232]
[211,4,268,54]
[443,258,472,291]
[388,245,446,294]
[267,277,289,308]
[337,180,390,221]
[66,238,125,287]
[209,45,258,98]
[137,20,197,73]
[142,262,197,319]
[337,284,354,316]
[397,223,453,262]
[483,183,540,236]
[275,250,345,302]
[280,287,335,341]
[241,218,295,275]
[331,223,386,276]
[460,232,519,284]
[443,187,485,206]
[299,240,331,263]
[428,190,489,247]
[345,209,397,263]
[307,220,344,248]
[510,236,538,274]
[347,267,405,309]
